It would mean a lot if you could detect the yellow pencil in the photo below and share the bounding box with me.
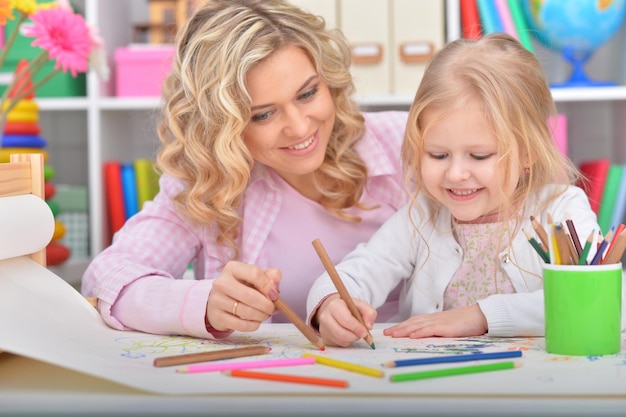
[302,353,384,378]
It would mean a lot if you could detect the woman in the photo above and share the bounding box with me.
[82,0,408,339]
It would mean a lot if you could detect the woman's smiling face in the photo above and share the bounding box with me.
[242,45,335,195]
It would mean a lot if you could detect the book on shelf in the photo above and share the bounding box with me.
[134,158,160,210]
[103,161,126,242]
[494,0,518,40]
[460,0,482,40]
[121,162,139,220]
[103,159,161,242]
[476,0,503,34]
[506,0,534,52]
[610,165,626,230]
[577,158,611,215]
[597,163,624,234]
[549,114,567,157]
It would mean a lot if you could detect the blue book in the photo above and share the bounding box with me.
[610,164,626,229]
[476,0,504,34]
[121,163,139,219]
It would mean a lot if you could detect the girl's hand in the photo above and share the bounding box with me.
[383,304,488,339]
[206,261,281,332]
[314,294,376,347]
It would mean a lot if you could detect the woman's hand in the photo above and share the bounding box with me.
[206,261,281,332]
[383,304,488,339]
[314,294,376,347]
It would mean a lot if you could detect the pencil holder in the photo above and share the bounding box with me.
[543,263,622,356]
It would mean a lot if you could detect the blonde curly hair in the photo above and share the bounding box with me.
[156,0,368,257]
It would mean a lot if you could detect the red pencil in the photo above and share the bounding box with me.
[224,369,349,388]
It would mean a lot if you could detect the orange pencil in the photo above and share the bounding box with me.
[312,238,375,349]
[224,369,349,388]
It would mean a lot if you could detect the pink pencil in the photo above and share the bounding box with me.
[176,356,315,374]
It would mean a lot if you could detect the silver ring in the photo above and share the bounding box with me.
[232,301,239,317]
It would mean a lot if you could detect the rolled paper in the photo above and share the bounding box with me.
[0,194,54,261]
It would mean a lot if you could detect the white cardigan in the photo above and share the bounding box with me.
[307,185,626,336]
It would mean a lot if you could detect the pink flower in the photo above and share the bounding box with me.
[23,7,91,77]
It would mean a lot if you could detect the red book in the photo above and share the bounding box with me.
[461,0,482,40]
[578,158,611,215]
[103,161,126,243]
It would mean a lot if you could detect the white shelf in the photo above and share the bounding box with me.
[36,98,89,111]
[551,86,626,102]
[90,86,626,113]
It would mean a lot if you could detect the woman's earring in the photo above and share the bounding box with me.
[524,167,530,177]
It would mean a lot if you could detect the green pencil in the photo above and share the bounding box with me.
[523,229,550,263]
[389,361,519,383]
[577,229,595,265]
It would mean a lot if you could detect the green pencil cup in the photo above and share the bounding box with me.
[543,263,622,356]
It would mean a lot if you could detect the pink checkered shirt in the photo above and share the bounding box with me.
[82,111,409,339]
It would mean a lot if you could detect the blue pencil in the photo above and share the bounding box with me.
[382,350,522,368]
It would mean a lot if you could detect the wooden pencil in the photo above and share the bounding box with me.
[577,230,594,265]
[153,345,271,367]
[523,228,550,263]
[560,222,579,265]
[602,227,626,264]
[602,223,625,264]
[530,215,549,252]
[590,231,611,265]
[383,350,522,368]
[564,213,583,257]
[302,353,384,378]
[273,297,325,351]
[311,238,376,349]
[224,369,349,388]
[389,361,520,383]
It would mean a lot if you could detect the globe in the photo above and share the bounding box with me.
[522,0,626,87]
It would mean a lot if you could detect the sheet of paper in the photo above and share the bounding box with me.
[1,255,625,395]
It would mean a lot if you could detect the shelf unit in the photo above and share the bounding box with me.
[38,0,626,284]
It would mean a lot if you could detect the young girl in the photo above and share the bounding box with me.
[307,33,617,347]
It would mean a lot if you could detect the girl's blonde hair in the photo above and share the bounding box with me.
[402,33,581,222]
[156,0,367,257]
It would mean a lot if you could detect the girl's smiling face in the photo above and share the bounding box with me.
[242,45,335,197]
[420,100,521,223]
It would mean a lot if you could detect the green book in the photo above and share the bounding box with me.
[597,163,624,234]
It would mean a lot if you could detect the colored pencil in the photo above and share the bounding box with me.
[523,229,550,263]
[590,235,610,266]
[389,361,519,383]
[554,223,573,265]
[302,353,384,378]
[224,369,349,388]
[311,238,375,349]
[273,297,325,351]
[154,345,270,367]
[577,230,594,265]
[530,215,549,252]
[176,356,315,374]
[602,226,626,264]
[551,223,562,265]
[383,350,522,368]
[602,223,625,264]
[564,213,583,257]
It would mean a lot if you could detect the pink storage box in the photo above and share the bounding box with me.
[114,45,176,97]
